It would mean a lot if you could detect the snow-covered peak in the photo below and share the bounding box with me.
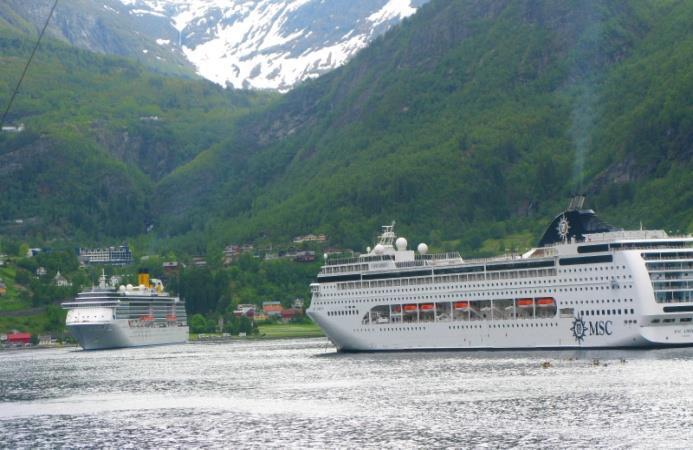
[117,0,428,91]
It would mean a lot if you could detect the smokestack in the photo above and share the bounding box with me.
[138,268,150,288]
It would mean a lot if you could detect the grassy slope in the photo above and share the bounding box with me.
[257,322,324,338]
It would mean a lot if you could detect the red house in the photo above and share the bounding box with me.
[7,332,31,345]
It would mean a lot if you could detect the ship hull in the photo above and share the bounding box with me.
[308,312,676,352]
[68,319,188,350]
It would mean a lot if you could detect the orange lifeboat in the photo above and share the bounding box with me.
[516,298,533,308]
[403,304,418,312]
[140,314,155,321]
[420,304,434,311]
[536,297,555,307]
[454,301,470,310]
[166,314,177,321]
[392,305,402,313]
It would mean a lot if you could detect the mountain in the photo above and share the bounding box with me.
[115,0,429,91]
[154,0,693,252]
[0,0,196,77]
[0,0,691,255]
[0,26,274,240]
[0,0,429,91]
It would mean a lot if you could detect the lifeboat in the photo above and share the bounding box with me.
[516,298,534,308]
[166,314,177,321]
[392,305,402,313]
[536,297,555,307]
[403,304,418,312]
[454,301,470,310]
[420,304,434,311]
[140,314,155,321]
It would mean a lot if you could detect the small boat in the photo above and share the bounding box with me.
[454,301,470,310]
[516,298,533,308]
[420,304,434,311]
[403,304,418,312]
[536,297,555,307]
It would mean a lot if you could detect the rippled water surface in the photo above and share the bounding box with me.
[1,339,693,448]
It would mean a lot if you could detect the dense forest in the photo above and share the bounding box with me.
[154,0,692,254]
[1,1,690,254]
[0,26,275,241]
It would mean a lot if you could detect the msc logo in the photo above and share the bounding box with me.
[571,317,613,343]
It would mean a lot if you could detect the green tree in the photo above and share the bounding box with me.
[189,313,207,333]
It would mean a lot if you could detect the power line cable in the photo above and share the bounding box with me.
[0,0,59,129]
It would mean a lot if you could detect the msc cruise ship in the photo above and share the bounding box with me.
[307,197,693,351]
[62,270,188,350]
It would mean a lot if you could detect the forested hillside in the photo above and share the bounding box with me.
[156,0,692,253]
[0,0,691,255]
[0,28,275,240]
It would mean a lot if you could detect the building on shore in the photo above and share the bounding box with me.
[293,234,327,244]
[191,256,207,268]
[78,244,133,266]
[223,244,255,265]
[262,301,283,318]
[233,304,256,318]
[6,332,31,346]
[53,271,72,287]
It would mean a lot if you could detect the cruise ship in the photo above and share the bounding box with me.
[307,196,693,351]
[62,270,188,350]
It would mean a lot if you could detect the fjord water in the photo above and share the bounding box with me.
[1,340,692,448]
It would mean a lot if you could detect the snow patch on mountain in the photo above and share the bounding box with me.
[116,0,428,91]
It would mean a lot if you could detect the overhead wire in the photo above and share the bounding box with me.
[0,0,59,129]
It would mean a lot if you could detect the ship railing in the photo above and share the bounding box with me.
[395,260,427,268]
[462,254,524,265]
[324,254,394,266]
[61,300,119,308]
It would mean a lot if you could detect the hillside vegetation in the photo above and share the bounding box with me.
[155,0,692,254]
[0,0,690,255]
[0,28,275,240]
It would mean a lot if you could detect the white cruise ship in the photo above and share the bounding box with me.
[307,196,693,351]
[62,270,188,350]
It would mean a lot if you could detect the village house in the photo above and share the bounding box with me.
[292,234,327,244]
[1,123,24,133]
[191,256,207,268]
[6,332,31,346]
[53,271,72,287]
[281,308,302,321]
[162,261,180,275]
[293,251,316,262]
[26,248,43,257]
[36,266,47,277]
[262,301,283,318]
[233,304,256,318]
[79,244,133,266]
[223,244,254,265]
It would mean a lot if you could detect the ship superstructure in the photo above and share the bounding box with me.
[62,270,188,350]
[307,197,693,351]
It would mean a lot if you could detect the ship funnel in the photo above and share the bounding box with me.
[567,194,585,211]
[138,269,150,288]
